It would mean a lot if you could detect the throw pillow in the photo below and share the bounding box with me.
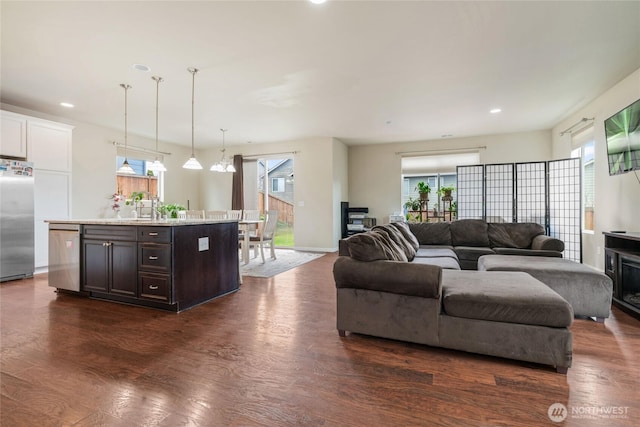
[370,229,408,262]
[345,233,390,262]
[372,224,416,261]
[389,221,420,251]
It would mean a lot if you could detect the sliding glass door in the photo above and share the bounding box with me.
[243,156,295,247]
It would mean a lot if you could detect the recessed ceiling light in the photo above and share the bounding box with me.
[59,102,74,108]
[309,0,327,4]
[490,108,502,114]
[132,64,151,72]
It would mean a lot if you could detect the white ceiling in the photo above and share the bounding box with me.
[2,1,639,148]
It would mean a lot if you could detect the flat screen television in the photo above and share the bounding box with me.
[605,98,640,176]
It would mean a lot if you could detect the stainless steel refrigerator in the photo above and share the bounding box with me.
[0,158,34,281]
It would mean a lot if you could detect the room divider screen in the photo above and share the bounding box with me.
[457,158,581,262]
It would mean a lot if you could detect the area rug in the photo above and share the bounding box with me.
[240,249,325,278]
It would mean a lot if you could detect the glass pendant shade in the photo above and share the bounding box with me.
[183,156,203,169]
[118,158,136,175]
[210,129,236,173]
[117,83,136,175]
[148,159,167,172]
[183,67,202,170]
[149,76,167,173]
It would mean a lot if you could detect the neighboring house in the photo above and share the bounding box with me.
[258,158,294,205]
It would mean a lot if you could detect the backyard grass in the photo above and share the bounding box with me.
[274,221,294,247]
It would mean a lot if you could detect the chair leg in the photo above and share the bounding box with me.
[270,241,276,259]
[260,243,266,263]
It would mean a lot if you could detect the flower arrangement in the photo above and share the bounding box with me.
[110,193,123,214]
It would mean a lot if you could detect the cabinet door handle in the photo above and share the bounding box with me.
[149,285,159,290]
[148,232,159,236]
[148,256,158,260]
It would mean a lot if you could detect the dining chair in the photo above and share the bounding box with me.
[177,210,187,219]
[242,210,278,263]
[206,210,227,220]
[185,209,205,219]
[242,210,261,220]
[240,210,262,239]
[226,210,242,220]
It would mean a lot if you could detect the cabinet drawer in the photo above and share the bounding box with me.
[84,225,136,241]
[138,272,171,302]
[138,244,171,272]
[138,227,172,243]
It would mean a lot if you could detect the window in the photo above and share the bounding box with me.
[571,128,595,232]
[400,152,479,221]
[272,177,285,193]
[115,154,163,201]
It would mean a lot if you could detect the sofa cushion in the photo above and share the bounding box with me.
[345,232,406,262]
[413,256,461,270]
[389,221,420,251]
[408,222,452,246]
[488,223,545,249]
[453,246,495,261]
[373,224,416,261]
[493,248,563,257]
[441,270,574,328]
[415,248,458,260]
[450,219,490,247]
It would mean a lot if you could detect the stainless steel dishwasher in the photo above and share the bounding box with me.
[48,223,81,292]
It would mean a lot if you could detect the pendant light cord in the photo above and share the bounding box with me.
[120,84,132,159]
[188,68,198,157]
[152,76,163,156]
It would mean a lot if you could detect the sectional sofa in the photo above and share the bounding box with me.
[333,221,575,372]
[407,219,564,269]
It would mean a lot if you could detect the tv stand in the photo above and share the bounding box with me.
[603,232,640,320]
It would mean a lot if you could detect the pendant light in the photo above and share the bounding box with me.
[117,83,136,175]
[147,76,167,172]
[210,129,236,173]
[182,67,203,169]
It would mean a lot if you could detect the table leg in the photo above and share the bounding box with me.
[243,227,250,265]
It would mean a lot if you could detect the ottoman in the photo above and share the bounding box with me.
[440,270,574,373]
[478,255,613,322]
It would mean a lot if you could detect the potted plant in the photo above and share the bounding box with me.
[437,185,455,198]
[157,203,185,219]
[125,191,147,218]
[415,181,430,201]
[403,197,421,212]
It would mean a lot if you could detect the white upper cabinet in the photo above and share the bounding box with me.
[27,119,73,172]
[1,110,28,158]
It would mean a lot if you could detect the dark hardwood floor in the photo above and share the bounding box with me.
[2,252,639,426]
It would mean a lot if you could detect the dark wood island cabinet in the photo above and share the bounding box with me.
[49,219,240,312]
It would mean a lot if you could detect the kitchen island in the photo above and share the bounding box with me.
[47,219,240,312]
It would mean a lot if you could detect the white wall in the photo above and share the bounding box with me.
[551,67,640,270]
[348,130,552,224]
[333,138,349,241]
